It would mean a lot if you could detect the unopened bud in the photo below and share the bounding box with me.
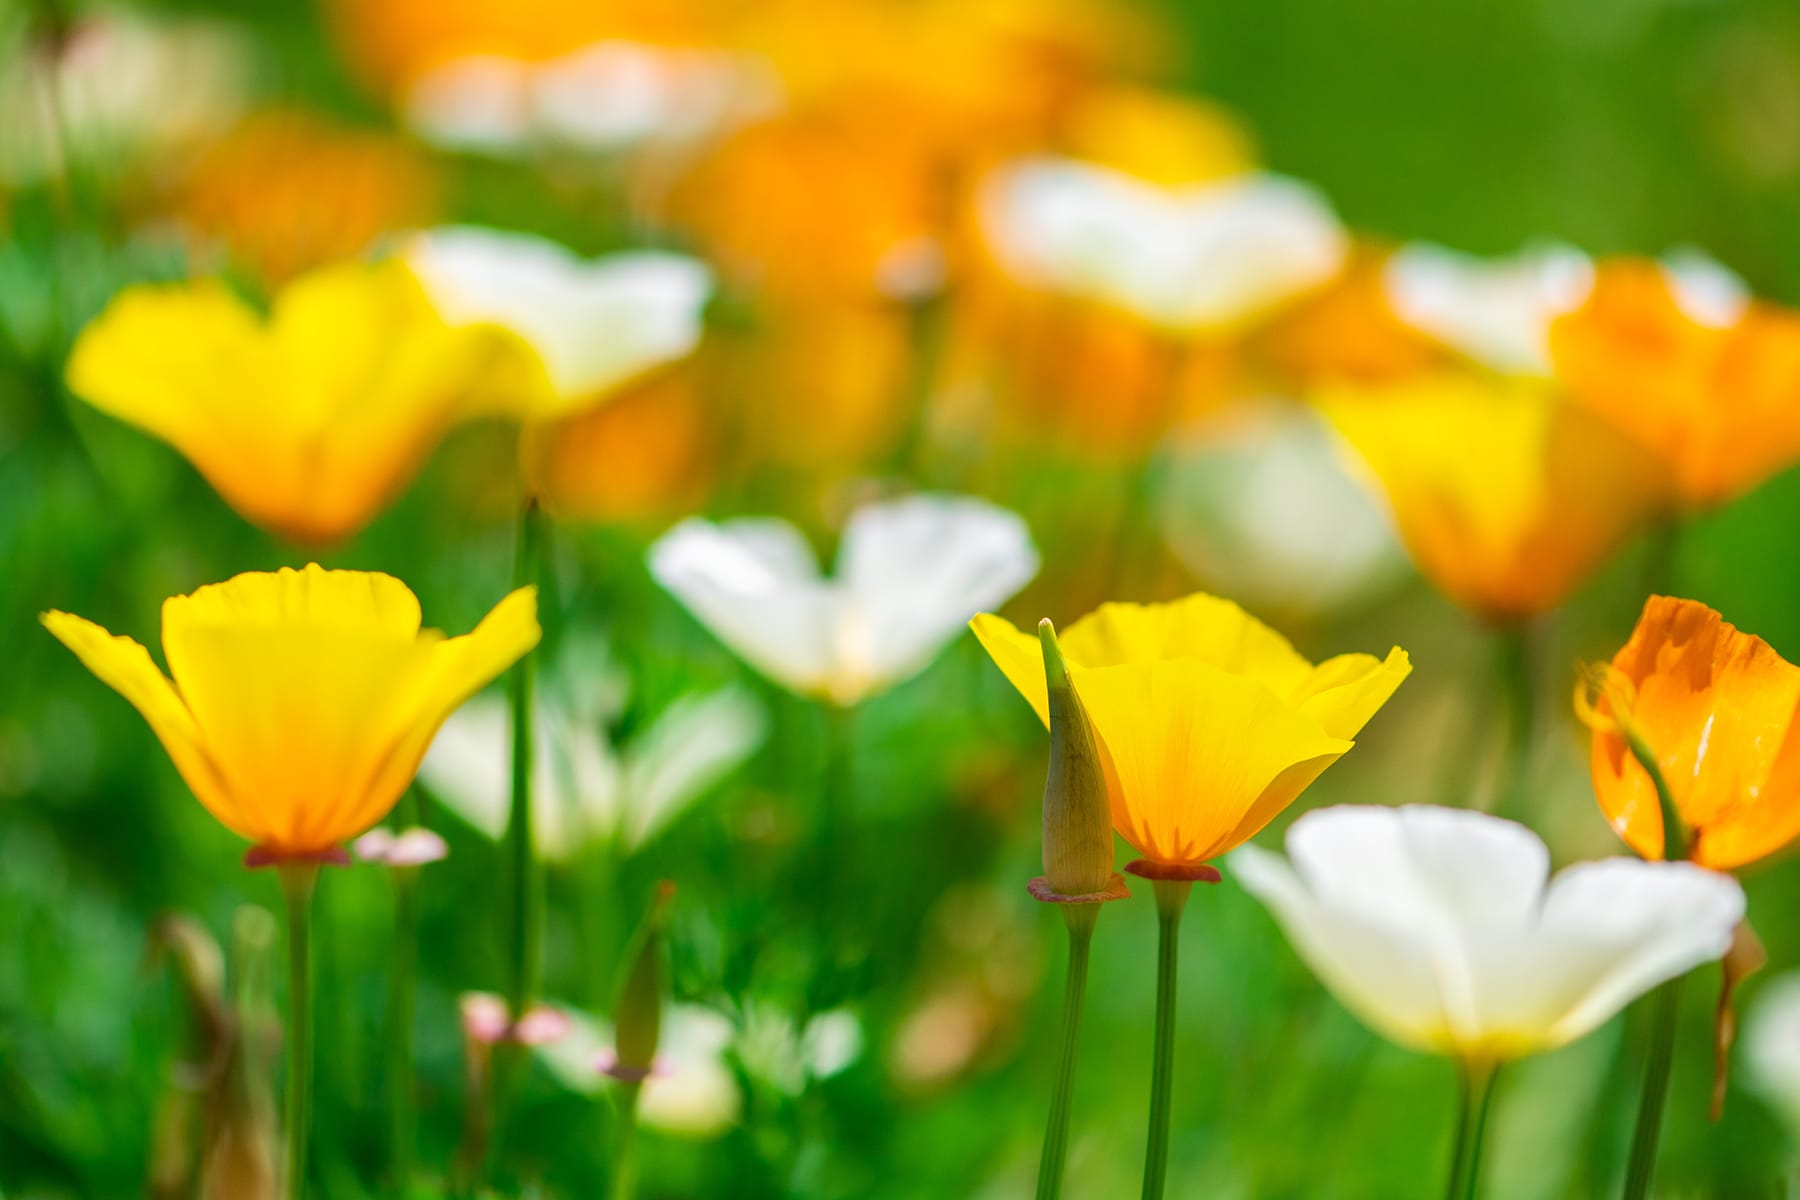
[609,881,676,1080]
[1030,621,1127,905]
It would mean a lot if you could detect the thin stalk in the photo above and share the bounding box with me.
[1622,977,1683,1200]
[1443,1060,1500,1200]
[1037,903,1098,1200]
[807,701,855,1014]
[280,865,320,1200]
[1141,880,1192,1200]
[386,865,420,1192]
[1642,516,1682,597]
[611,1081,643,1200]
[1490,622,1535,815]
[492,498,546,1175]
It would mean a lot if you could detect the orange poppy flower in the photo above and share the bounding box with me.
[1549,258,1800,507]
[172,110,436,284]
[1586,595,1800,870]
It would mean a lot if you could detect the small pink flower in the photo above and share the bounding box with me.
[354,826,449,867]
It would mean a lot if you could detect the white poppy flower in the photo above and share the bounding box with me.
[404,226,712,414]
[1383,241,1593,375]
[404,42,778,158]
[648,494,1039,705]
[419,665,765,860]
[1744,971,1800,1135]
[979,157,1346,332]
[1158,403,1406,616]
[0,12,250,186]
[1234,805,1744,1062]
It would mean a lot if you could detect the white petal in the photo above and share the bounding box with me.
[836,494,1038,700]
[405,226,711,405]
[533,41,780,150]
[1661,246,1750,329]
[1743,971,1800,1132]
[1159,405,1406,616]
[981,157,1345,331]
[649,517,839,696]
[1239,805,1745,1061]
[404,58,536,155]
[1384,241,1593,375]
[1233,843,1453,1054]
[1526,860,1742,1047]
[419,692,614,861]
[618,686,767,849]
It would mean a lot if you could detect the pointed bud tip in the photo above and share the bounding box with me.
[1037,619,1071,689]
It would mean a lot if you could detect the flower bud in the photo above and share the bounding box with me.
[610,881,676,1080]
[1031,620,1127,903]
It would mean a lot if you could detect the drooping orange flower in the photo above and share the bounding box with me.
[1586,595,1800,870]
[1317,372,1668,621]
[43,565,539,862]
[170,110,437,284]
[1549,258,1800,507]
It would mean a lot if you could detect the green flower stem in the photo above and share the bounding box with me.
[807,701,855,1014]
[611,1081,643,1200]
[493,498,547,1175]
[1619,723,1689,1200]
[1622,975,1683,1200]
[386,863,420,1193]
[1444,1060,1500,1200]
[279,864,320,1200]
[1141,879,1193,1200]
[1491,622,1535,813]
[1037,903,1098,1200]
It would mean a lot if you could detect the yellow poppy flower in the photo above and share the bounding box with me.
[1550,258,1800,507]
[65,258,535,545]
[1317,372,1667,621]
[42,565,539,862]
[1585,595,1800,871]
[971,594,1409,875]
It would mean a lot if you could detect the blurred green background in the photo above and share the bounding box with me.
[7,0,1800,1196]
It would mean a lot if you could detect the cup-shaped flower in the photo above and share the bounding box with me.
[971,594,1410,876]
[41,564,539,863]
[1234,805,1745,1062]
[1550,256,1800,507]
[1584,595,1800,870]
[1317,372,1667,621]
[1382,241,1593,376]
[650,494,1038,706]
[404,227,713,419]
[980,158,1346,333]
[65,258,534,545]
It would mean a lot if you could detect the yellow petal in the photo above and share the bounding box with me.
[39,611,245,837]
[1318,372,1666,619]
[157,566,537,853]
[164,562,423,638]
[1058,595,1315,696]
[343,585,542,839]
[1292,647,1413,740]
[1072,659,1349,867]
[969,612,1051,725]
[64,260,532,545]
